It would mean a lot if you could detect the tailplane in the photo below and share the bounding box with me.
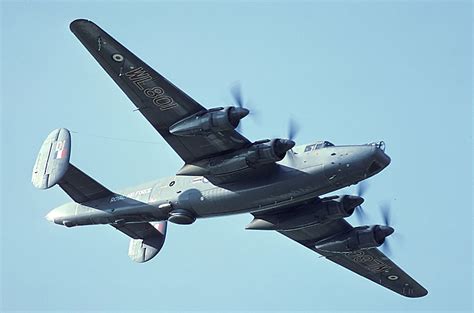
[32,128,113,203]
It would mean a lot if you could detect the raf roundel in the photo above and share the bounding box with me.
[112,53,124,62]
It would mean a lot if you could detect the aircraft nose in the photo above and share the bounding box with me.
[365,142,391,177]
[375,146,391,167]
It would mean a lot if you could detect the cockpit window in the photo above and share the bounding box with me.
[314,141,335,149]
[304,144,316,152]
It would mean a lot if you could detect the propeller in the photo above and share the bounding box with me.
[230,83,245,109]
[351,182,399,256]
[354,181,369,224]
[381,202,392,227]
[230,82,258,132]
[288,118,300,141]
[379,202,397,256]
[286,118,300,164]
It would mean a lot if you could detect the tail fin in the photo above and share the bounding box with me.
[32,128,113,203]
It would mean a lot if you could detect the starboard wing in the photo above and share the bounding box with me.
[277,219,428,297]
[70,19,251,163]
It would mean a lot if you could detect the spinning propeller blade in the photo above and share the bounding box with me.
[357,181,368,197]
[381,237,392,256]
[230,83,244,108]
[230,82,258,132]
[288,118,300,141]
[379,202,398,256]
[354,181,369,223]
[381,202,392,227]
[286,118,300,165]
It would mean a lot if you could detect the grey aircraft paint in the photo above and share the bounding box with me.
[33,19,428,298]
[43,137,387,226]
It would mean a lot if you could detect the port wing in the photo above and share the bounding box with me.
[277,219,428,297]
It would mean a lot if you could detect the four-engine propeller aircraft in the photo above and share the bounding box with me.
[32,19,427,297]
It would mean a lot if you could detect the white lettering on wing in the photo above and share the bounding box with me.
[124,67,178,111]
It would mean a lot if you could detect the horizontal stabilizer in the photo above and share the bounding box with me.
[113,221,168,263]
[32,128,113,203]
[59,164,113,203]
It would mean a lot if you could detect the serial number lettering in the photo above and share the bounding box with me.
[124,67,178,111]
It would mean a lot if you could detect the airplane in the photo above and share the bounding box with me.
[32,19,427,298]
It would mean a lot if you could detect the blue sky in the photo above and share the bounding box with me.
[1,1,472,312]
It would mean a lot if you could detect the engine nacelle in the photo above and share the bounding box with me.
[315,195,363,222]
[246,139,295,167]
[177,138,295,177]
[246,195,363,231]
[314,225,394,253]
[169,107,249,136]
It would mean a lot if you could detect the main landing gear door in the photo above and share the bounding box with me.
[32,128,71,189]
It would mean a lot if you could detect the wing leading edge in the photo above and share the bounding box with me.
[70,19,251,163]
[277,219,428,297]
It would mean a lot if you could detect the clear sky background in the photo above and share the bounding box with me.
[1,1,472,312]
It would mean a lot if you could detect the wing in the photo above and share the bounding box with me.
[278,220,428,297]
[70,19,250,163]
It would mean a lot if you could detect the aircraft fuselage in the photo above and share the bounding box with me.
[45,142,390,227]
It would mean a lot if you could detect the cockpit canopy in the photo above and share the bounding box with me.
[303,141,335,152]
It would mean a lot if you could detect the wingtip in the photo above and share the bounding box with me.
[417,287,429,298]
[69,19,94,32]
[405,287,428,298]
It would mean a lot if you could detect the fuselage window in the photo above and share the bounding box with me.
[315,143,323,149]
[304,144,316,152]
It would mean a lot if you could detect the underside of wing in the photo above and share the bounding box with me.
[70,19,251,163]
[275,219,428,297]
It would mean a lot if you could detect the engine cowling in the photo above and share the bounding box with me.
[169,107,249,136]
[246,139,295,167]
[177,138,295,177]
[314,225,394,253]
[246,195,363,231]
